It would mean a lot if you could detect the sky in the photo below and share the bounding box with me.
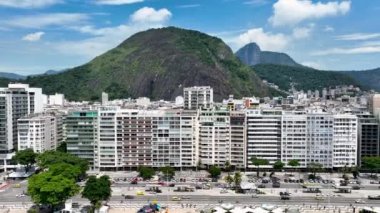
[0,0,379,75]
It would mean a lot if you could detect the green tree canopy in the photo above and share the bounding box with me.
[49,163,82,181]
[250,157,269,177]
[308,162,323,177]
[224,160,232,172]
[82,175,112,210]
[28,172,79,207]
[362,157,380,175]
[12,149,37,172]
[56,142,67,153]
[288,160,300,168]
[37,151,88,177]
[208,165,221,179]
[138,166,155,180]
[160,166,175,179]
[273,161,285,171]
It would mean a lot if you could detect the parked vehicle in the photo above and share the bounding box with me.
[368,195,380,200]
[272,182,281,188]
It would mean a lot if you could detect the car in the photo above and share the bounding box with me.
[136,191,145,196]
[172,196,182,201]
[315,195,325,200]
[355,199,366,204]
[368,195,380,200]
[272,182,281,188]
[257,184,266,188]
[280,195,290,200]
[124,195,134,199]
[168,183,175,187]
[251,194,259,198]
[220,189,228,194]
[352,185,361,190]
[181,196,190,200]
[16,194,26,198]
[13,184,21,188]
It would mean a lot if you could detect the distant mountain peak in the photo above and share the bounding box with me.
[235,42,301,67]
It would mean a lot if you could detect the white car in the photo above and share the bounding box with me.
[355,199,366,204]
[16,194,26,198]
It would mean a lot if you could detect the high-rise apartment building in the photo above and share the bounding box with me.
[0,84,43,153]
[357,114,380,166]
[183,86,213,110]
[230,111,246,168]
[281,112,308,168]
[65,111,98,169]
[332,114,358,168]
[246,110,282,168]
[17,115,57,153]
[198,110,230,168]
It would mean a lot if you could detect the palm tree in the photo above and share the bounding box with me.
[233,172,242,192]
[224,173,233,189]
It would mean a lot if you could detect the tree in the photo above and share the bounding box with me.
[273,161,285,171]
[82,175,112,212]
[160,166,175,180]
[233,172,242,192]
[308,162,323,178]
[208,165,221,179]
[56,142,67,153]
[37,151,88,177]
[288,160,300,174]
[28,172,79,208]
[196,159,202,171]
[362,157,380,176]
[49,163,82,181]
[138,166,155,180]
[250,157,269,177]
[224,173,233,189]
[224,160,232,172]
[12,149,37,172]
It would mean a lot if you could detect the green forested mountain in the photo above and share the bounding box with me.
[22,27,275,101]
[343,68,380,91]
[253,64,360,92]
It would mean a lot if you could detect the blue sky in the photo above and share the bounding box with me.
[0,0,379,75]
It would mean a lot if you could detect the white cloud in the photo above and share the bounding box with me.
[0,0,62,8]
[22,32,45,42]
[244,0,270,6]
[177,4,201,8]
[54,7,173,58]
[324,26,335,32]
[130,7,172,23]
[336,33,380,41]
[302,61,324,69]
[235,28,289,51]
[269,0,351,27]
[313,46,380,56]
[95,0,143,5]
[3,13,89,29]
[292,27,312,39]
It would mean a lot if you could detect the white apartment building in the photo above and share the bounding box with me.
[281,112,308,168]
[199,110,231,168]
[184,86,213,110]
[17,115,57,153]
[306,113,334,168]
[151,110,198,168]
[332,114,358,168]
[0,84,44,154]
[246,110,282,168]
